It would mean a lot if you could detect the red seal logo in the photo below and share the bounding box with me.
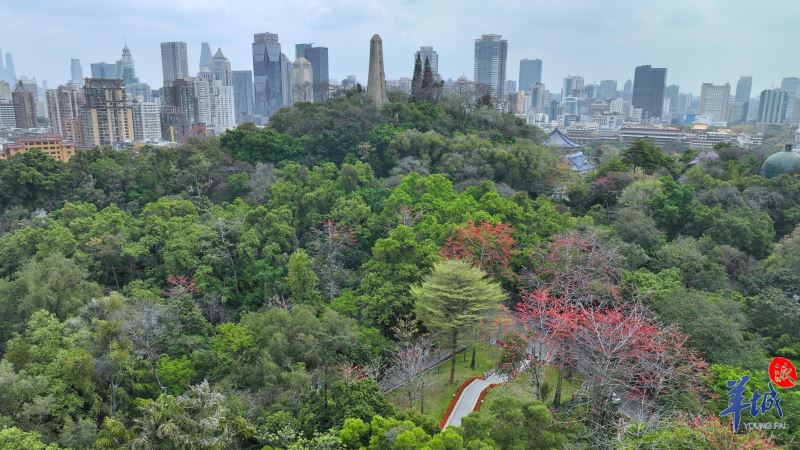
[768,357,797,388]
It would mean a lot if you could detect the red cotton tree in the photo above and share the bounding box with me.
[502,289,707,447]
[440,221,515,279]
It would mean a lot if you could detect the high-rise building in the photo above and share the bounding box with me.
[70,59,84,86]
[211,81,235,132]
[474,34,508,102]
[125,82,152,102]
[116,44,138,86]
[199,42,212,73]
[90,62,118,79]
[292,57,313,103]
[599,80,618,100]
[160,42,189,84]
[295,44,312,60]
[664,85,679,114]
[0,102,15,128]
[518,59,542,92]
[505,80,517,94]
[296,43,329,102]
[735,76,752,102]
[0,50,16,86]
[252,32,286,116]
[46,85,84,143]
[232,70,255,124]
[623,79,632,101]
[280,53,292,107]
[161,79,195,141]
[194,73,213,126]
[210,48,232,86]
[80,78,135,146]
[757,89,788,124]
[699,83,731,123]
[632,65,667,120]
[729,76,753,124]
[781,77,800,124]
[528,82,546,112]
[0,81,10,101]
[415,46,439,80]
[129,98,162,142]
[562,76,584,99]
[584,83,598,99]
[12,81,37,128]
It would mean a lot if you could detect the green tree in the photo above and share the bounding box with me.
[459,396,567,450]
[412,259,506,384]
[0,150,68,212]
[285,249,321,305]
[0,427,61,450]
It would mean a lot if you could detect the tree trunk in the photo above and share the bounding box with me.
[554,367,563,408]
[470,345,477,370]
[449,330,458,384]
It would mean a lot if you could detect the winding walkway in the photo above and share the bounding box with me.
[442,372,507,428]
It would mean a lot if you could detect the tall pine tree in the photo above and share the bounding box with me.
[420,57,434,101]
[411,54,423,100]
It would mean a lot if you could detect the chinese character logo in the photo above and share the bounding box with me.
[720,375,783,432]
[769,357,797,389]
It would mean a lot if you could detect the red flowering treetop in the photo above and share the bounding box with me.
[440,221,515,279]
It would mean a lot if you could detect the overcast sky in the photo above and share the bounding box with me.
[1,0,798,96]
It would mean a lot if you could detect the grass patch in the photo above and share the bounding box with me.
[389,343,501,421]
[482,366,580,410]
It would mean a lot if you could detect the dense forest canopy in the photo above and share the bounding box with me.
[0,90,798,449]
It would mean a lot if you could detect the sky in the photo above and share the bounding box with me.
[1,0,798,96]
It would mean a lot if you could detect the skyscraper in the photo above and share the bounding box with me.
[12,81,37,128]
[781,77,800,124]
[415,46,439,80]
[505,80,516,94]
[632,65,667,120]
[252,32,285,117]
[623,79,632,101]
[0,51,16,86]
[296,43,329,102]
[161,42,189,84]
[292,57,313,103]
[70,59,84,85]
[664,85,679,114]
[474,34,508,102]
[562,76,584,98]
[81,78,135,146]
[210,48,232,86]
[735,76,752,102]
[699,83,731,122]
[232,70,255,124]
[116,44,138,86]
[730,76,752,124]
[0,81,10,101]
[199,42,212,73]
[281,53,292,107]
[90,63,118,79]
[46,85,84,142]
[599,80,618,100]
[757,89,788,124]
[129,97,162,142]
[518,59,542,92]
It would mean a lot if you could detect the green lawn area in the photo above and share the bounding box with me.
[482,365,580,410]
[389,342,501,421]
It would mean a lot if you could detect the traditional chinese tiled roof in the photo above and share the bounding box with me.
[545,128,580,148]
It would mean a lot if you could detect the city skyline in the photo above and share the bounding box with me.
[1,0,798,97]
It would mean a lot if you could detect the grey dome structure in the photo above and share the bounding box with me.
[762,144,800,178]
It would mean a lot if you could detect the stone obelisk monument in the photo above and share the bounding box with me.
[367,34,388,108]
